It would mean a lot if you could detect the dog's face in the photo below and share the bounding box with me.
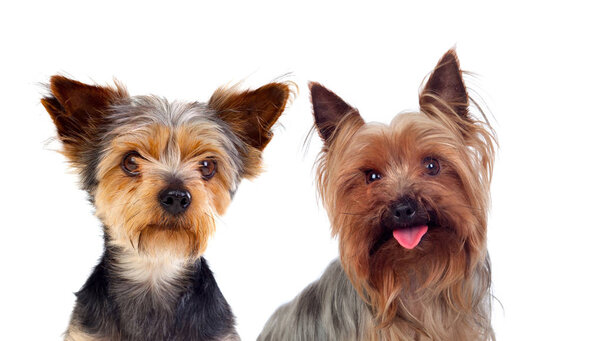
[43,77,290,258]
[311,50,494,323]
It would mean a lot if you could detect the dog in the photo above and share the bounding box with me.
[42,76,291,340]
[259,49,496,340]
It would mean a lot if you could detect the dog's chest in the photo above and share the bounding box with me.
[110,257,191,339]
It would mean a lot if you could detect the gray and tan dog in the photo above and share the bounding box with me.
[259,49,496,340]
[43,76,292,341]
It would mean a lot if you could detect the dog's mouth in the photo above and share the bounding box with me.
[392,225,428,249]
[369,214,440,255]
[369,226,428,255]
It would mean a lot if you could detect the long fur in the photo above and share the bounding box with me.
[259,260,370,341]
[260,49,496,341]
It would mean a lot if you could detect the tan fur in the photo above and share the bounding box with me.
[314,50,496,340]
[65,326,105,341]
[209,82,294,178]
[42,76,128,168]
[95,123,237,259]
[113,248,189,296]
[43,76,292,340]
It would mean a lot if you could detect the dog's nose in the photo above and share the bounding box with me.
[159,188,191,215]
[391,198,418,225]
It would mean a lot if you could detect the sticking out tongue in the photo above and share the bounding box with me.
[392,225,428,249]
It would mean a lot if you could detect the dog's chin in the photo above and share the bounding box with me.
[145,221,188,231]
[133,221,205,257]
[145,214,201,231]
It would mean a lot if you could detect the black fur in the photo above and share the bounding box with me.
[70,241,237,341]
[41,77,293,341]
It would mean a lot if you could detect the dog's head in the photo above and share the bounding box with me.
[311,50,495,325]
[43,76,291,258]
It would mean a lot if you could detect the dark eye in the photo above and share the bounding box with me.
[121,151,142,176]
[423,157,440,176]
[199,159,217,180]
[365,169,382,184]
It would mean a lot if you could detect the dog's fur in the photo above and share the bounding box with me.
[259,49,495,341]
[42,76,291,340]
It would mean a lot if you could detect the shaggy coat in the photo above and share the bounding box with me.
[259,49,495,341]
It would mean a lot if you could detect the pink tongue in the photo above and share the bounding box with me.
[393,225,428,249]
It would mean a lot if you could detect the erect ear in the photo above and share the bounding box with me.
[41,75,127,143]
[309,82,364,144]
[209,82,291,151]
[419,49,471,120]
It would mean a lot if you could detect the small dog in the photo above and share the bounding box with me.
[42,76,291,341]
[259,49,495,340]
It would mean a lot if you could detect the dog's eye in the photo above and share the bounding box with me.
[423,157,440,176]
[121,151,142,176]
[365,169,382,184]
[199,159,217,180]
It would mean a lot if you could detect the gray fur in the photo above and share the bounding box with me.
[103,96,247,192]
[258,260,370,341]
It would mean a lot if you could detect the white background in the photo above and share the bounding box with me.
[1,1,599,340]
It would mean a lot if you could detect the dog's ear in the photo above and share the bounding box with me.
[309,82,364,144]
[419,49,472,125]
[42,75,126,143]
[209,82,291,151]
[210,82,291,178]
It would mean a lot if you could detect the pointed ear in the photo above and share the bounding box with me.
[41,75,126,142]
[419,49,470,119]
[209,82,291,151]
[309,82,364,144]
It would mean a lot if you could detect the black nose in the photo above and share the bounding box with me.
[391,198,418,225]
[158,188,191,215]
